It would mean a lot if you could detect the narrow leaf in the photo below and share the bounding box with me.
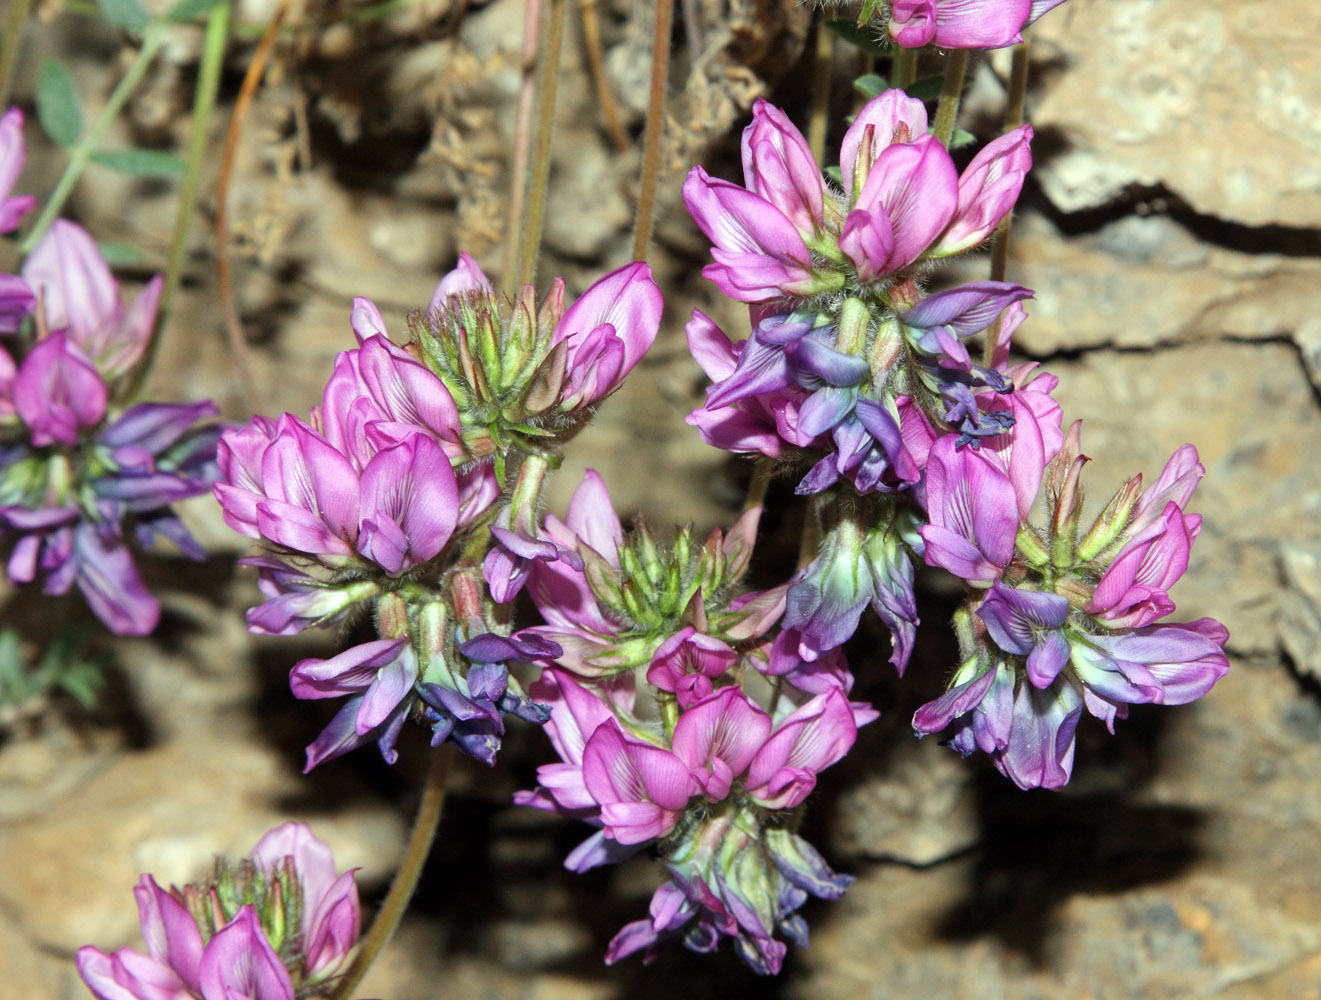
[96,0,151,31]
[91,148,187,176]
[36,60,83,148]
[167,0,225,22]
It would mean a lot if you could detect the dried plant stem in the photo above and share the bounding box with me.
[931,48,968,148]
[328,744,454,1000]
[501,0,542,291]
[581,0,630,153]
[0,0,32,110]
[890,45,917,91]
[807,20,834,164]
[630,0,673,261]
[129,4,228,401]
[516,0,567,289]
[214,0,290,402]
[18,23,168,256]
[985,33,1030,368]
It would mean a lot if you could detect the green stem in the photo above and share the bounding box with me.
[18,23,169,256]
[930,48,968,148]
[328,744,453,1000]
[500,0,542,292]
[890,45,917,91]
[807,19,834,164]
[516,0,566,289]
[0,0,33,110]
[127,3,228,402]
[629,0,673,261]
[984,33,1030,368]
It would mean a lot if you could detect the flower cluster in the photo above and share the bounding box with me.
[213,255,663,770]
[510,470,874,972]
[914,423,1229,788]
[77,823,360,1000]
[680,86,1227,785]
[0,110,219,635]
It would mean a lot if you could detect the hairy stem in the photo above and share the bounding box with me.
[890,45,917,91]
[516,0,566,289]
[931,48,968,148]
[328,744,453,1000]
[630,0,673,261]
[501,0,542,291]
[985,33,1030,367]
[0,0,32,109]
[807,20,834,164]
[126,5,228,402]
[19,23,169,256]
[745,456,775,512]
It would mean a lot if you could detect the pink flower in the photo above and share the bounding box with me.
[684,89,1032,304]
[582,722,696,844]
[744,689,858,809]
[889,0,1069,50]
[10,332,107,446]
[76,823,360,1000]
[0,107,36,234]
[22,220,162,380]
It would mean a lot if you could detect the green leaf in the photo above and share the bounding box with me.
[35,60,83,148]
[904,74,975,101]
[852,73,887,100]
[823,18,890,56]
[91,148,186,176]
[167,0,225,22]
[96,0,150,31]
[96,241,147,265]
[57,664,105,709]
[950,129,976,149]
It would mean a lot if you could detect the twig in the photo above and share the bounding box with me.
[931,48,968,148]
[500,0,542,291]
[515,0,567,289]
[214,0,291,401]
[581,0,630,153]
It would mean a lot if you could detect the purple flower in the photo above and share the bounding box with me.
[645,626,739,708]
[919,434,1020,586]
[977,581,1072,687]
[929,126,1035,257]
[77,823,360,1000]
[22,220,162,380]
[292,637,417,770]
[0,108,36,234]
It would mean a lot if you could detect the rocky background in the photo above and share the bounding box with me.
[2,0,1320,997]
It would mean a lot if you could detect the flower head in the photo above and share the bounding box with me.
[77,823,360,1000]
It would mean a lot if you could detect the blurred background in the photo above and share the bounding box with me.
[2,0,1320,996]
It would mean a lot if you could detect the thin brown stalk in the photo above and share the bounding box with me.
[215,0,292,401]
[328,745,453,1000]
[581,0,630,153]
[516,0,567,289]
[501,0,543,291]
[629,0,673,261]
[744,456,775,512]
